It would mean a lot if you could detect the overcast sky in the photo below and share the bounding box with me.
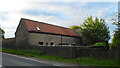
[0,0,119,42]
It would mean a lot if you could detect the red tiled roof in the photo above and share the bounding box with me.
[22,18,79,37]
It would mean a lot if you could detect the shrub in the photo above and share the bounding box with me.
[90,42,106,47]
[108,43,116,50]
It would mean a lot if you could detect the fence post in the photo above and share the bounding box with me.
[72,46,76,59]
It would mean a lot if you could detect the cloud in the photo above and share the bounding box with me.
[0,2,117,39]
[0,0,27,12]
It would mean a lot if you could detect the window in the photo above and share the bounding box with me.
[84,44,87,46]
[36,27,40,30]
[58,43,69,46]
[39,42,43,45]
[50,42,54,46]
[71,43,75,46]
[46,43,48,46]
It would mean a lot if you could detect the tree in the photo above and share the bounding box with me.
[0,27,5,39]
[112,31,120,47]
[80,16,110,45]
[70,25,80,29]
[112,19,120,47]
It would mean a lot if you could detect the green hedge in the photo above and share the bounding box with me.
[90,42,106,47]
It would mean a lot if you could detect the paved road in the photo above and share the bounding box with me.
[2,53,65,68]
[1,53,104,68]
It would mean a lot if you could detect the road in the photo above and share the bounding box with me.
[1,53,100,68]
[2,53,65,68]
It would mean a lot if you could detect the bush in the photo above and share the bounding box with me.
[108,43,119,50]
[90,42,106,47]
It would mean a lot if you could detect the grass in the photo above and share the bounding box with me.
[0,47,2,52]
[2,48,45,56]
[73,58,118,66]
[2,48,119,66]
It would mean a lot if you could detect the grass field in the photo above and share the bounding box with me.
[2,48,119,67]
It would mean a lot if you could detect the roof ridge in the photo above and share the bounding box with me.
[21,18,73,30]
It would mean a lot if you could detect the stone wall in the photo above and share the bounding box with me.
[28,33,61,46]
[62,36,82,46]
[28,33,82,47]
[15,20,29,49]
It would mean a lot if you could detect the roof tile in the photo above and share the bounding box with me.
[22,18,79,37]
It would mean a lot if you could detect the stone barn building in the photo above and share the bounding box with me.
[15,18,82,48]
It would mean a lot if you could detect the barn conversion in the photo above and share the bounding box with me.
[15,18,82,48]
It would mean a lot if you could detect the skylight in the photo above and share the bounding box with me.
[36,27,40,30]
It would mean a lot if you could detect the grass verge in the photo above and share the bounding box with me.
[2,48,119,66]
